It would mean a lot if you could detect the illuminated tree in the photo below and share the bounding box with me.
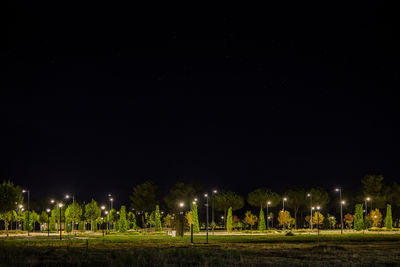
[119,206,128,232]
[65,202,82,232]
[327,214,336,229]
[49,212,56,231]
[0,180,23,237]
[85,199,101,232]
[192,204,200,233]
[385,204,392,230]
[278,210,293,228]
[154,205,162,232]
[354,204,364,231]
[243,211,258,230]
[258,208,266,231]
[0,211,17,236]
[163,214,173,228]
[312,212,324,226]
[227,207,233,232]
[39,211,48,229]
[368,208,382,227]
[344,213,354,229]
[23,210,35,231]
[127,212,137,230]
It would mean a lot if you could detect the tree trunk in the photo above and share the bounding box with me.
[5,219,9,237]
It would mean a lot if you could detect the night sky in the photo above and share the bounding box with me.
[1,3,398,206]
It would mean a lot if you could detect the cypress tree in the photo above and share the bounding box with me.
[119,206,128,232]
[258,208,266,231]
[49,214,56,231]
[227,207,233,232]
[192,204,200,233]
[155,205,162,232]
[385,204,393,230]
[354,204,364,231]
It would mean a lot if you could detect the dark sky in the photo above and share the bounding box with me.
[1,3,398,206]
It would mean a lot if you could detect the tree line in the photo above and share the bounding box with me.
[1,175,400,235]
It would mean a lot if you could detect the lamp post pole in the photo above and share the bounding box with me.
[335,188,344,234]
[204,193,209,244]
[46,209,51,237]
[307,193,313,232]
[58,203,63,240]
[22,190,30,236]
[212,190,217,234]
[266,201,271,230]
[316,206,321,236]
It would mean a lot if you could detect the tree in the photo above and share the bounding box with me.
[164,182,196,212]
[278,210,293,228]
[39,211,48,229]
[385,204,392,230]
[154,205,162,232]
[227,207,233,232]
[127,212,137,230]
[243,211,258,230]
[119,206,128,232]
[368,209,382,227]
[312,212,324,226]
[248,188,280,209]
[285,187,307,229]
[0,211,17,236]
[344,213,354,229]
[23,210,35,231]
[49,212,56,231]
[85,199,101,231]
[185,211,193,227]
[130,181,158,227]
[360,175,386,208]
[309,187,330,207]
[65,202,82,232]
[354,204,364,231]
[214,191,244,226]
[327,214,336,229]
[0,180,23,237]
[258,208,266,231]
[192,204,200,233]
[163,214,173,228]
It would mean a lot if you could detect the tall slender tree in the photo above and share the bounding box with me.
[258,208,266,231]
[85,199,101,232]
[354,204,364,231]
[119,206,128,232]
[154,205,162,232]
[385,204,392,230]
[192,204,200,233]
[0,181,23,237]
[227,207,233,232]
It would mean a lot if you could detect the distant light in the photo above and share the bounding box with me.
[58,203,63,208]
[307,193,311,197]
[312,207,315,210]
[267,201,271,205]
[213,190,217,194]
[22,190,27,193]
[179,202,184,208]
[194,198,198,202]
[221,216,224,219]
[317,206,320,210]
[283,197,287,201]
[101,206,105,210]
[335,188,340,192]
[366,197,371,201]
[192,201,196,205]
[204,193,208,197]
[50,199,55,203]
[19,204,23,209]
[46,209,51,213]
[341,200,346,205]
[21,208,24,211]
[65,195,70,199]
[110,198,114,201]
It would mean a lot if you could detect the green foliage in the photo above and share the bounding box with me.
[327,214,337,229]
[127,212,137,230]
[65,218,72,232]
[278,210,293,228]
[22,211,34,231]
[39,211,48,225]
[0,180,23,214]
[0,211,17,236]
[164,182,196,211]
[162,214,173,228]
[49,213,56,231]
[309,187,330,207]
[214,191,244,219]
[154,205,162,232]
[354,204,364,231]
[285,187,307,229]
[85,199,101,231]
[258,208,266,231]
[247,188,280,209]
[243,210,258,230]
[65,202,83,223]
[312,212,324,226]
[385,204,392,230]
[227,207,233,232]
[360,175,386,208]
[119,206,128,232]
[192,204,200,233]
[130,181,158,213]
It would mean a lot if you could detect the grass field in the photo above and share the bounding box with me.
[1,233,400,266]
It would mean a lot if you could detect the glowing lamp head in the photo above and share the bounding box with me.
[283,197,287,201]
[204,193,208,198]
[213,190,217,194]
[50,199,55,204]
[192,201,196,205]
[194,198,198,202]
[335,188,340,192]
[179,202,184,208]
[312,207,315,210]
[65,194,70,199]
[46,208,50,213]
[22,189,27,193]
[105,211,108,214]
[19,204,23,209]
[316,206,320,210]
[221,216,224,219]
[58,203,63,208]
[366,197,371,201]
[101,206,105,210]
[21,208,24,211]
[110,198,114,202]
[267,201,271,205]
[341,200,346,205]
[307,193,311,197]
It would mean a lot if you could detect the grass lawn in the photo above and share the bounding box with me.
[1,233,400,266]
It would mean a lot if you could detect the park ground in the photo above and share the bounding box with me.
[1,231,400,266]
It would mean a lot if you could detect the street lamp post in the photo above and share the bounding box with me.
[212,190,217,234]
[307,193,313,232]
[282,197,287,211]
[204,193,209,244]
[266,201,271,230]
[65,194,76,235]
[190,199,197,243]
[179,202,184,237]
[105,211,109,235]
[22,189,30,236]
[46,208,51,237]
[108,195,114,231]
[335,188,344,234]
[316,206,321,236]
[58,203,63,240]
